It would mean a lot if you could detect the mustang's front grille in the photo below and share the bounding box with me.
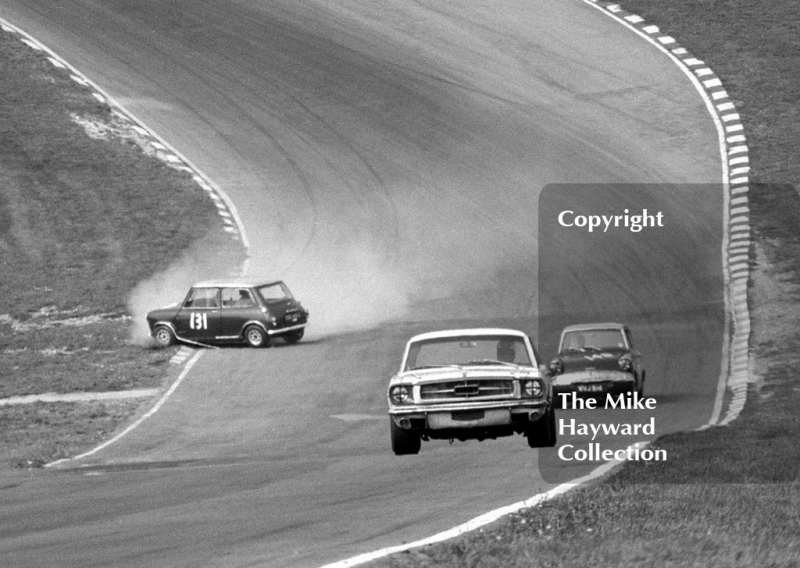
[420,380,515,400]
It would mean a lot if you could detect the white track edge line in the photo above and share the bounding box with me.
[45,350,204,468]
[0,18,251,466]
[319,443,648,568]
[0,17,251,262]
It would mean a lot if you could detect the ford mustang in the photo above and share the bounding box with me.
[548,322,645,403]
[387,328,556,455]
[146,280,308,348]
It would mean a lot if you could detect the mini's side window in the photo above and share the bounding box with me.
[222,288,256,308]
[184,288,219,309]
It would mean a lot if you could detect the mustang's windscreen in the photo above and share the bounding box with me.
[561,329,626,352]
[405,336,532,370]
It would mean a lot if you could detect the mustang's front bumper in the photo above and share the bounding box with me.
[389,399,550,431]
[552,370,635,396]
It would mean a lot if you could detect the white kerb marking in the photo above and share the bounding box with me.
[319,443,650,568]
[46,350,205,467]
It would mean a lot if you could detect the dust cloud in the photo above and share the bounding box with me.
[126,232,414,344]
[128,175,539,345]
[252,238,412,338]
[127,237,245,346]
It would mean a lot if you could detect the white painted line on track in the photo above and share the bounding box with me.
[331,414,386,422]
[46,350,205,468]
[0,389,160,406]
[318,443,650,568]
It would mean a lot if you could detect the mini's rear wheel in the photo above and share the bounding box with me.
[390,418,421,455]
[244,325,269,348]
[153,325,175,347]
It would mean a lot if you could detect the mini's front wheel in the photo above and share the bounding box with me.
[153,325,176,347]
[244,325,269,348]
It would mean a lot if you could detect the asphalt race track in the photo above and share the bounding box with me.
[0,1,725,567]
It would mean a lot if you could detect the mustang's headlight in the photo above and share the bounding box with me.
[549,358,564,375]
[389,385,412,405]
[521,379,544,398]
[618,356,632,372]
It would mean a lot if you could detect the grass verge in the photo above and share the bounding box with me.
[369,0,800,566]
[0,27,245,468]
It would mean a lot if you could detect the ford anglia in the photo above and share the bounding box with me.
[548,322,645,403]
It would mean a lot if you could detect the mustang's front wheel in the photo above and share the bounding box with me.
[244,325,269,348]
[390,418,421,455]
[526,408,557,448]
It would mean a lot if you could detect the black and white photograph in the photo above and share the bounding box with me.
[0,1,797,566]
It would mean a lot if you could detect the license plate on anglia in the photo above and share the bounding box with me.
[285,313,299,322]
[577,384,604,393]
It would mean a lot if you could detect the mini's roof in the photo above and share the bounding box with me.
[561,322,626,333]
[408,328,528,343]
[192,279,282,288]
